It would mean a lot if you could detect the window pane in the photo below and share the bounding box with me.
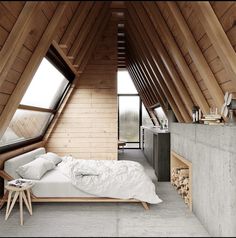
[117,70,137,94]
[119,96,139,142]
[142,103,153,126]
[154,107,168,125]
[0,110,52,147]
[21,58,69,109]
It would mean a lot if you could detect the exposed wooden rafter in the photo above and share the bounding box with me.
[67,2,104,59]
[59,2,93,49]
[166,1,224,110]
[192,1,236,92]
[0,2,69,138]
[131,2,194,117]
[143,2,210,115]
[0,2,41,88]
[126,3,190,122]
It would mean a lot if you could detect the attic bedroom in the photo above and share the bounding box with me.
[0,1,235,237]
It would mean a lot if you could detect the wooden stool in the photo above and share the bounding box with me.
[118,140,126,152]
[5,184,33,225]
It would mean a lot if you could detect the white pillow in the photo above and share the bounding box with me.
[37,152,62,165]
[16,157,55,180]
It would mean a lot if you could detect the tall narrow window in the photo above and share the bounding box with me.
[118,70,152,149]
[0,46,74,152]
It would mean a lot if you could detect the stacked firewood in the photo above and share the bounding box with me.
[171,167,190,206]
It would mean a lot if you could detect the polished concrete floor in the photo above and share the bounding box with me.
[0,149,209,237]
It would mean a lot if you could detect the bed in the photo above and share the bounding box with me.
[0,147,162,210]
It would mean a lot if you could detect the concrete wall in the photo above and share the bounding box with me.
[170,123,236,237]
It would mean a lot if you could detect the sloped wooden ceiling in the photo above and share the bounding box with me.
[0,1,236,142]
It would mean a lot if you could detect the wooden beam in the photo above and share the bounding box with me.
[127,33,182,121]
[192,1,236,92]
[126,38,167,114]
[127,64,150,108]
[166,1,224,110]
[67,2,104,59]
[59,2,93,48]
[143,2,210,115]
[0,2,41,88]
[74,3,110,67]
[127,58,153,107]
[0,2,69,138]
[131,2,194,117]
[127,61,151,106]
[51,40,78,76]
[76,9,111,73]
[128,54,157,106]
[126,35,167,108]
[126,6,188,122]
[126,24,183,121]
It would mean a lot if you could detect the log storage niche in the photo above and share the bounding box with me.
[171,151,192,211]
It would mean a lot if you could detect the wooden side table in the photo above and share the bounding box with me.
[118,140,126,153]
[5,184,34,225]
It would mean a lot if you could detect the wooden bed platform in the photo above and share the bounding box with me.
[0,170,149,210]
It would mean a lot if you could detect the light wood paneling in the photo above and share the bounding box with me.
[46,20,118,160]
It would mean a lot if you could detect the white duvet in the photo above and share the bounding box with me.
[57,156,162,204]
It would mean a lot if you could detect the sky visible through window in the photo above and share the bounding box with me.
[21,58,68,109]
[117,70,137,94]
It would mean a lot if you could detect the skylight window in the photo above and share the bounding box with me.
[21,58,68,109]
[0,46,74,152]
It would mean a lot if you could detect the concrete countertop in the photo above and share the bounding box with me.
[141,126,170,134]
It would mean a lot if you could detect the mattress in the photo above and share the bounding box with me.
[32,167,96,198]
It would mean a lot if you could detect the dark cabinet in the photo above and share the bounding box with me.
[153,133,170,181]
[142,127,170,181]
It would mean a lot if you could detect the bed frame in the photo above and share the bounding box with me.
[0,170,149,210]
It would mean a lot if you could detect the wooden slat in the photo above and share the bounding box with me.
[144,2,210,115]
[126,37,167,112]
[166,2,224,110]
[0,2,41,88]
[0,2,69,138]
[68,2,104,58]
[132,2,194,118]
[193,2,236,92]
[59,1,93,48]
[77,10,111,73]
[126,4,189,122]
[74,3,110,67]
[51,40,78,76]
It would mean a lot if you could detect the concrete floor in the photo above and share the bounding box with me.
[0,149,209,237]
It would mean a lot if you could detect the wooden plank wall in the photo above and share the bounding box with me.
[46,20,118,160]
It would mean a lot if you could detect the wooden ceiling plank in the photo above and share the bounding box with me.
[193,1,236,92]
[166,1,224,110]
[131,2,193,118]
[76,6,111,73]
[144,2,210,115]
[126,4,189,122]
[59,1,93,48]
[0,2,42,88]
[67,2,104,59]
[74,3,110,66]
[0,2,69,138]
